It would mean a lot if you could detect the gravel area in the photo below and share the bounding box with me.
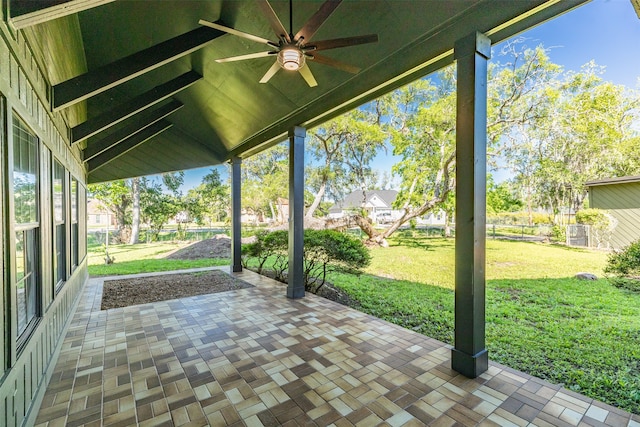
[100,270,252,310]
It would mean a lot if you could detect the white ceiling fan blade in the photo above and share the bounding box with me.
[298,64,318,87]
[260,61,282,83]
[216,51,275,63]
[199,20,275,46]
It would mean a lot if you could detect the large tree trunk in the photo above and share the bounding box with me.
[306,179,327,219]
[129,177,140,244]
[444,212,452,237]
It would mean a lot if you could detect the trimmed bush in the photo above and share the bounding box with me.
[243,229,370,291]
[242,230,288,280]
[303,229,371,292]
[604,239,640,291]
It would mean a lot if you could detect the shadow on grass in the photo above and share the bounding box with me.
[388,235,455,251]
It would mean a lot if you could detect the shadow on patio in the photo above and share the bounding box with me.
[35,268,638,427]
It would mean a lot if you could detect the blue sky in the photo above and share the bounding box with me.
[179,0,640,192]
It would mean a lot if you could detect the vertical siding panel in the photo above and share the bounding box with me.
[0,26,89,427]
[10,55,18,90]
[34,343,40,399]
[589,182,640,249]
[16,369,25,425]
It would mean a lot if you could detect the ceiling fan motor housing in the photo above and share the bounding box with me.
[278,46,305,70]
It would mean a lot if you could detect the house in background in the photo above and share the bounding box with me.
[328,190,403,223]
[86,198,116,228]
[586,175,640,249]
[328,190,448,225]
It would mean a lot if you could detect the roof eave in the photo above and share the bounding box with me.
[585,175,640,187]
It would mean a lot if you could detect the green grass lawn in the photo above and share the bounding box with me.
[87,242,228,276]
[331,234,639,414]
[88,235,639,414]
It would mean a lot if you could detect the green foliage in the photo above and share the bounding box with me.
[89,258,228,276]
[242,230,289,279]
[139,178,180,241]
[488,211,551,225]
[608,277,640,292]
[576,208,616,248]
[185,168,229,225]
[307,104,387,216]
[242,144,289,223]
[501,54,640,221]
[605,240,640,277]
[576,208,608,225]
[550,225,566,242]
[89,180,133,237]
[487,178,523,214]
[303,229,371,292]
[243,229,370,291]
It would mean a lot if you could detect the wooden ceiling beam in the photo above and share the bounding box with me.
[52,26,223,111]
[10,0,115,29]
[83,99,182,162]
[87,119,173,172]
[71,71,200,144]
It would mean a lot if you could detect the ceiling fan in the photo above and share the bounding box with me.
[199,0,378,87]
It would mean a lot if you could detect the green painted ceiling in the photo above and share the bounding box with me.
[15,0,588,183]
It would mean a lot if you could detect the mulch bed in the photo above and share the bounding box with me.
[101,235,360,310]
[100,270,253,310]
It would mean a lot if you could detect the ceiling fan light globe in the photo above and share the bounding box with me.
[278,47,304,71]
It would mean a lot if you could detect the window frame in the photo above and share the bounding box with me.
[52,158,67,292]
[10,112,42,350]
[70,176,79,271]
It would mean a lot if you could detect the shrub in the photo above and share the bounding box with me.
[243,229,370,292]
[550,225,566,243]
[604,239,640,292]
[303,229,371,292]
[242,230,288,279]
[605,240,640,276]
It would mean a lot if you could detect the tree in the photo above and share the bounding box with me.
[306,104,387,218]
[503,59,640,224]
[331,41,562,245]
[185,168,229,225]
[89,180,132,243]
[137,177,181,241]
[242,144,288,223]
[486,176,522,214]
[161,172,186,236]
[130,177,141,244]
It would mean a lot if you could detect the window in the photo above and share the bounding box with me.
[12,115,40,339]
[70,177,78,270]
[53,159,66,289]
[95,214,101,224]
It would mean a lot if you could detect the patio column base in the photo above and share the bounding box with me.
[451,348,488,378]
[286,285,305,299]
[231,265,242,273]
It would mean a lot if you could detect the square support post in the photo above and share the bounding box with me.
[230,156,243,272]
[452,31,491,378]
[287,126,306,299]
